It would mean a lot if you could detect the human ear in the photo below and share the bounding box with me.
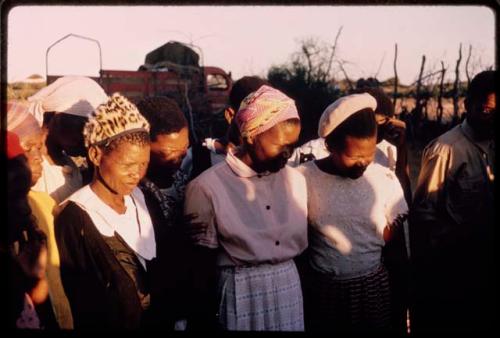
[245,135,255,146]
[88,146,103,167]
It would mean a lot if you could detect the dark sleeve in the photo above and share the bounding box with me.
[54,202,109,329]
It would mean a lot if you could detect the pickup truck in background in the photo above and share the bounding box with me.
[46,34,233,142]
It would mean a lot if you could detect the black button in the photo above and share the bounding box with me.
[275,241,280,246]
[266,205,271,210]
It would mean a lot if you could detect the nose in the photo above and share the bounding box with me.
[356,159,370,169]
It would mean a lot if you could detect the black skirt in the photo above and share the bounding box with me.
[303,263,392,333]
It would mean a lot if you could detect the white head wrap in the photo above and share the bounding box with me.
[27,76,108,126]
[318,93,377,138]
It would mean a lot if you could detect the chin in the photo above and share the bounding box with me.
[347,170,365,179]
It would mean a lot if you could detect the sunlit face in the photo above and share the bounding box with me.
[330,135,377,179]
[20,132,44,186]
[149,127,189,176]
[467,92,495,138]
[247,120,300,173]
[94,142,150,196]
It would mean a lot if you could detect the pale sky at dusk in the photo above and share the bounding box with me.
[6,5,496,85]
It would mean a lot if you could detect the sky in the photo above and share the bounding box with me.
[6,5,496,85]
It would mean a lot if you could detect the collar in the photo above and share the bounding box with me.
[461,119,493,154]
[66,185,156,262]
[225,148,272,178]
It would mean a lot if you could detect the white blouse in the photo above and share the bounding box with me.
[184,149,308,266]
[298,161,408,277]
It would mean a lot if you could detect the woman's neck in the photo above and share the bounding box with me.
[234,147,262,173]
[315,156,342,176]
[89,180,126,214]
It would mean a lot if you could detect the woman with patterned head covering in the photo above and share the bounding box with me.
[27,76,109,203]
[184,85,307,331]
[297,93,408,333]
[54,93,165,329]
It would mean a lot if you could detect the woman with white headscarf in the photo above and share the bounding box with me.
[27,76,108,203]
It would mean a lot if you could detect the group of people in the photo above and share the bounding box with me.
[3,69,495,333]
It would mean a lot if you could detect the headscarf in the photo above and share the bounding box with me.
[27,76,108,126]
[235,85,299,138]
[318,93,377,138]
[7,100,42,139]
[83,93,150,148]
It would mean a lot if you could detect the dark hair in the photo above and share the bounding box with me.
[49,112,88,131]
[136,96,188,141]
[466,70,496,104]
[100,131,150,155]
[6,154,46,246]
[325,108,377,151]
[226,119,241,146]
[229,76,270,111]
[353,87,394,117]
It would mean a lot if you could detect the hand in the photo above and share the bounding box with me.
[184,213,209,240]
[383,118,406,148]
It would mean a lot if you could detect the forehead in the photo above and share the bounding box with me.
[106,142,150,161]
[153,127,189,147]
[341,136,376,154]
[256,121,300,145]
[20,131,44,144]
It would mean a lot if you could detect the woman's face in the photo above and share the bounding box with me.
[20,132,44,186]
[330,135,377,179]
[247,120,300,173]
[94,141,150,196]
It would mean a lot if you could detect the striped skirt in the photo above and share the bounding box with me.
[303,264,392,332]
[216,259,304,331]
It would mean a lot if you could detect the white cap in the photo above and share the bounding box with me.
[318,93,377,138]
[27,76,108,126]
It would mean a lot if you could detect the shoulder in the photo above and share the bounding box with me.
[53,201,92,242]
[282,163,306,180]
[295,160,316,176]
[423,125,463,158]
[185,162,225,198]
[366,163,399,185]
[55,201,87,224]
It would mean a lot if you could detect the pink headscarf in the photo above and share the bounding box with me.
[235,85,299,138]
[7,100,42,139]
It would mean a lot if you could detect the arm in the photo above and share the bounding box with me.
[410,145,453,262]
[383,171,410,264]
[54,203,108,328]
[384,118,412,205]
[183,180,219,331]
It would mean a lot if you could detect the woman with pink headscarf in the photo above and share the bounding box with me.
[184,85,307,331]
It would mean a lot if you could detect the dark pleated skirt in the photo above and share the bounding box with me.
[304,263,392,333]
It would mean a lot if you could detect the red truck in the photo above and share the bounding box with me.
[46,34,233,141]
